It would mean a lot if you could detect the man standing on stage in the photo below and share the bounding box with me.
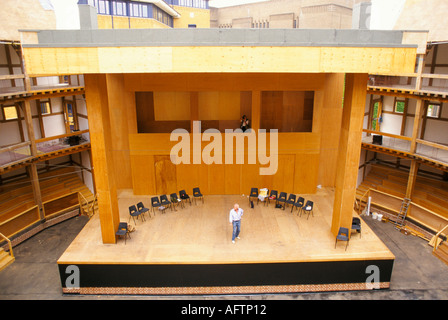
[229,203,243,244]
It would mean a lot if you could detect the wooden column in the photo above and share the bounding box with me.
[415,54,425,91]
[410,99,423,153]
[331,73,368,237]
[22,100,44,219]
[407,98,424,202]
[84,74,120,244]
[406,160,420,199]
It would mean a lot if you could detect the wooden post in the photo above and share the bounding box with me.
[410,99,423,153]
[415,54,425,91]
[400,98,409,136]
[84,74,120,244]
[22,100,44,219]
[331,73,368,237]
[406,160,420,199]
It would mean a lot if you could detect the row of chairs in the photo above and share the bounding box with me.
[249,188,314,219]
[151,188,204,213]
[118,189,205,244]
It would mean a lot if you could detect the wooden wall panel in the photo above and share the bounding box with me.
[318,74,345,187]
[131,155,155,195]
[154,155,177,195]
[154,92,191,121]
[224,164,242,195]
[207,164,226,195]
[271,154,295,193]
[198,91,240,120]
[129,132,320,196]
[125,73,326,92]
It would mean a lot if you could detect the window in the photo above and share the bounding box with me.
[188,24,197,28]
[130,3,139,17]
[40,101,51,115]
[2,105,18,121]
[394,99,405,113]
[113,1,127,16]
[427,103,441,118]
[98,0,110,14]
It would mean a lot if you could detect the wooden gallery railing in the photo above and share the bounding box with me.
[0,232,14,261]
[356,188,448,249]
[362,129,448,167]
[0,191,96,249]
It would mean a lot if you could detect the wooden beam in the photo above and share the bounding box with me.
[22,46,417,76]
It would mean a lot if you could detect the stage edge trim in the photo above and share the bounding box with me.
[63,282,390,295]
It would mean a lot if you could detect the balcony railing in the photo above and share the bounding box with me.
[0,75,84,100]
[362,129,448,167]
[0,130,90,172]
[368,73,448,97]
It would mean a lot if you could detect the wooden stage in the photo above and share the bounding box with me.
[58,188,395,295]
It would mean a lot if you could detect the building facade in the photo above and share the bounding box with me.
[78,0,210,29]
[210,0,370,29]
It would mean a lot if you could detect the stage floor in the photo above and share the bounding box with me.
[59,188,394,265]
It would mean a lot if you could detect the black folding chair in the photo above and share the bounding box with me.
[351,217,362,238]
[179,190,191,206]
[128,204,144,224]
[303,200,314,219]
[151,196,161,214]
[160,195,171,212]
[292,196,304,214]
[170,193,182,210]
[276,192,287,209]
[116,222,131,244]
[267,190,278,206]
[193,187,204,204]
[249,188,259,206]
[285,194,296,211]
[137,201,150,219]
[335,227,350,251]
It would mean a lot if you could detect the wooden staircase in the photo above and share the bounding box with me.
[0,247,14,272]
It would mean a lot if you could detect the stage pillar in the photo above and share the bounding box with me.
[85,74,120,244]
[331,73,368,237]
